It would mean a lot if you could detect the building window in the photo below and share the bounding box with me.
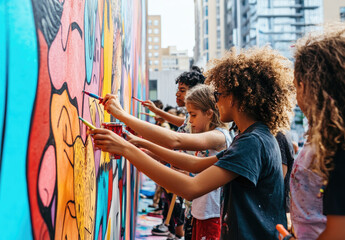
[148,19,152,25]
[204,38,209,50]
[154,52,159,57]
[154,20,159,26]
[148,29,152,34]
[154,37,159,42]
[149,80,157,100]
[148,45,152,49]
[217,18,220,26]
[154,45,159,50]
[148,37,152,42]
[341,7,345,22]
[217,30,221,38]
[148,52,152,57]
[204,6,208,16]
[154,60,159,65]
[204,19,208,35]
[217,40,221,49]
[149,60,153,65]
[154,28,159,34]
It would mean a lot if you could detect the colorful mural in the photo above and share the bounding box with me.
[0,0,147,239]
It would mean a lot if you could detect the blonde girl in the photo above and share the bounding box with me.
[127,85,231,239]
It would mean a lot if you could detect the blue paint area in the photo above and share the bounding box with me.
[84,0,97,84]
[0,0,38,238]
[95,170,109,239]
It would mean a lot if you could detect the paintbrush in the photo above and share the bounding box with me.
[132,96,144,103]
[83,90,104,101]
[79,116,96,129]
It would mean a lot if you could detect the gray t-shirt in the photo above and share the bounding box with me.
[215,122,287,240]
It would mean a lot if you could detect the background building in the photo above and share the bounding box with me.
[224,0,323,59]
[323,0,345,22]
[194,0,227,66]
[147,16,190,106]
[161,46,190,70]
[148,15,162,71]
[149,70,185,107]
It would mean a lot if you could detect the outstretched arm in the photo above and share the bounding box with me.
[142,100,185,127]
[91,128,238,200]
[101,94,226,150]
[127,133,218,173]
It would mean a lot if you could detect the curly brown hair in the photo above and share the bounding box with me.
[205,46,295,135]
[294,23,345,180]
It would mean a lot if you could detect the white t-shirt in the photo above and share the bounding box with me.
[191,127,232,220]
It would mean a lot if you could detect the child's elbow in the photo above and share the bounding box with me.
[182,188,201,201]
[183,193,195,202]
[167,138,182,149]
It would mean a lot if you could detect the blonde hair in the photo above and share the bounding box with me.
[205,46,295,135]
[294,23,345,180]
[185,84,227,130]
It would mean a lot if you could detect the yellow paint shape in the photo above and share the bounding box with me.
[74,136,96,240]
[102,0,114,123]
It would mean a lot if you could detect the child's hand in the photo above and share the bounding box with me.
[142,100,158,113]
[91,128,128,154]
[100,94,125,118]
[125,132,146,148]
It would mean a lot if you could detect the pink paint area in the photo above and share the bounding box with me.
[38,145,56,207]
[48,0,86,113]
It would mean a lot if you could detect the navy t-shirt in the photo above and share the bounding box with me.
[323,148,345,215]
[215,122,287,239]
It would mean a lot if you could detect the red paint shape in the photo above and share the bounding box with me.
[27,31,51,239]
[38,145,56,207]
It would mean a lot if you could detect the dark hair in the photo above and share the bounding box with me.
[175,66,205,88]
[32,0,63,47]
[153,100,163,109]
[164,105,175,112]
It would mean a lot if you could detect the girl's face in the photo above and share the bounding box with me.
[186,103,212,133]
[294,77,306,113]
[176,83,189,107]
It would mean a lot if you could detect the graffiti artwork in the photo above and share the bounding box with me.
[0,0,147,239]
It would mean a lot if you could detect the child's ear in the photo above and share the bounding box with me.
[300,81,306,94]
[206,109,214,119]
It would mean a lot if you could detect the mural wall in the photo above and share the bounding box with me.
[0,0,147,239]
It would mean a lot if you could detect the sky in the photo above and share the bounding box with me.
[148,0,195,57]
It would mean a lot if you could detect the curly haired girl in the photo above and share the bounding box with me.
[92,46,295,240]
[290,24,345,239]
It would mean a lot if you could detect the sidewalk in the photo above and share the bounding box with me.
[136,175,166,240]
